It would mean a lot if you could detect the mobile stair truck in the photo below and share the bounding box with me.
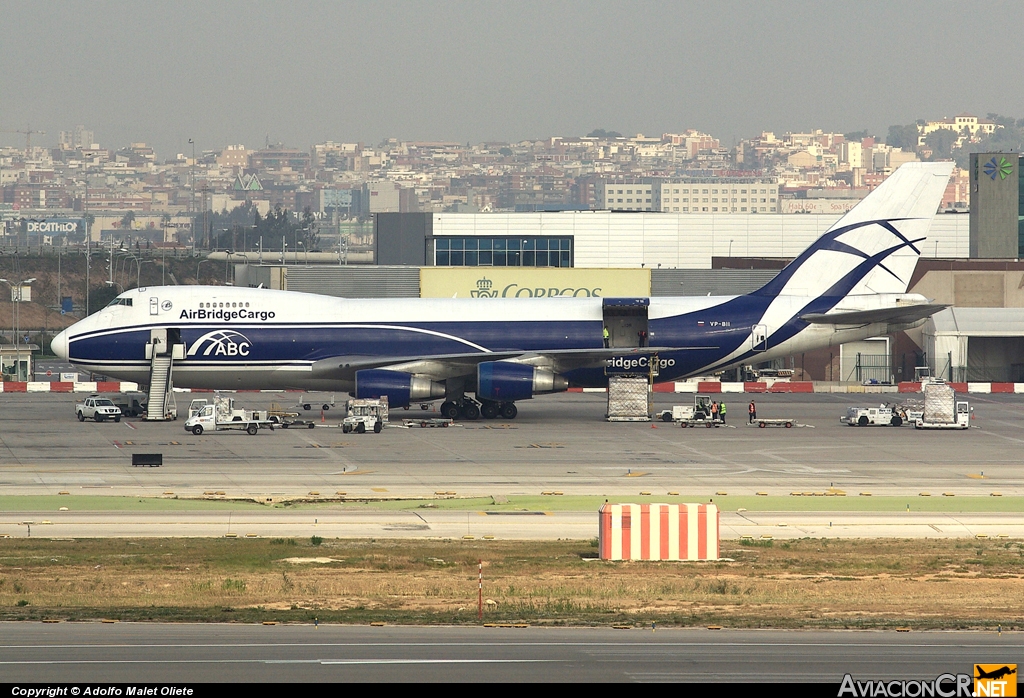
[184,393,274,436]
[915,380,970,430]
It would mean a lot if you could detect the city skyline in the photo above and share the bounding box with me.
[4,1,1024,158]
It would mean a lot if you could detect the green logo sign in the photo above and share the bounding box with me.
[984,156,1013,181]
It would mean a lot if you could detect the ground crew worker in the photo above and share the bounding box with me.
[748,400,756,424]
[710,401,719,421]
[603,326,610,348]
[719,401,726,424]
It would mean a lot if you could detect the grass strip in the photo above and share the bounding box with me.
[2,537,1023,629]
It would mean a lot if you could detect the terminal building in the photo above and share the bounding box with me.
[232,154,1024,383]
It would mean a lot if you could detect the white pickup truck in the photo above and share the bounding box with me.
[76,396,122,423]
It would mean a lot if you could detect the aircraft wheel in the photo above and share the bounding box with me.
[858,416,868,427]
[461,403,480,420]
[499,402,518,419]
[356,422,366,434]
[440,402,460,420]
[890,416,903,427]
[247,424,258,435]
[192,425,203,436]
[77,412,85,422]
[481,402,499,419]
[373,421,383,433]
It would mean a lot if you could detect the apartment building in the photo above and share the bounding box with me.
[593,179,655,211]
[654,178,779,213]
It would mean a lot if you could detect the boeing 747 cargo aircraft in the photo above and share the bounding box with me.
[53,162,953,420]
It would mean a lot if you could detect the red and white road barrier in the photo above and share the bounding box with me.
[3,380,1022,396]
[599,503,719,561]
[0,381,138,393]
[572,380,1024,395]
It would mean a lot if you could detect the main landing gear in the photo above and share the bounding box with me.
[439,398,517,421]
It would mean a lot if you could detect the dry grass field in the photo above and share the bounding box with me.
[2,537,1023,628]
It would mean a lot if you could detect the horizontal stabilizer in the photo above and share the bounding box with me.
[800,304,946,326]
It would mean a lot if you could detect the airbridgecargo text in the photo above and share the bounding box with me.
[606,356,675,370]
[179,309,275,321]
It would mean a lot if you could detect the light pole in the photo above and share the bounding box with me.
[0,277,36,381]
[136,259,155,288]
[188,138,196,255]
[105,280,124,295]
[196,258,213,282]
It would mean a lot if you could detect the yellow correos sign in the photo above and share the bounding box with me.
[421,268,651,298]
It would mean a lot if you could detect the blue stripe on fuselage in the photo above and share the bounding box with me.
[68,302,760,385]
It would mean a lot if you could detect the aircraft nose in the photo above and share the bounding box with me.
[51,330,69,360]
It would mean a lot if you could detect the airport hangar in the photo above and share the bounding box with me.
[228,153,1024,384]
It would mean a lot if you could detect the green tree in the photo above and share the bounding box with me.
[923,128,958,160]
[886,124,919,150]
[300,207,320,250]
[119,211,136,230]
[844,130,869,141]
[586,129,622,138]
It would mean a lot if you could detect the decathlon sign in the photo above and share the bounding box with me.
[25,219,83,234]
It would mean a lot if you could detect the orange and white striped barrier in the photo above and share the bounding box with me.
[598,503,719,561]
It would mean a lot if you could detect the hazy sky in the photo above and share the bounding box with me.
[4,0,1024,158]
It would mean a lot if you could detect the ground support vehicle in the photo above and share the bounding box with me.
[679,417,724,428]
[342,398,388,434]
[109,391,148,417]
[402,418,453,428]
[841,404,903,427]
[184,394,274,436]
[915,380,970,430]
[297,393,335,412]
[76,396,122,422]
[656,394,717,423]
[753,418,795,428]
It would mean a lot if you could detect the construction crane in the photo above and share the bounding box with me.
[0,126,46,149]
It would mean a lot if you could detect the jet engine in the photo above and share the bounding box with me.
[354,369,445,408]
[476,361,568,402]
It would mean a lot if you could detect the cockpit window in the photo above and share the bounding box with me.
[105,298,133,307]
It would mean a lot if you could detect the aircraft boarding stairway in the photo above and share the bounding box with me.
[144,328,184,421]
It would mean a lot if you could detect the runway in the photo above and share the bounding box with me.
[0,624,1017,683]
[2,392,1023,501]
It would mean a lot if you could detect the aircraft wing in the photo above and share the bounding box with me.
[800,304,946,326]
[309,346,717,382]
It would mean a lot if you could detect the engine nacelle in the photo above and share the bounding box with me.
[476,361,568,402]
[354,369,445,408]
